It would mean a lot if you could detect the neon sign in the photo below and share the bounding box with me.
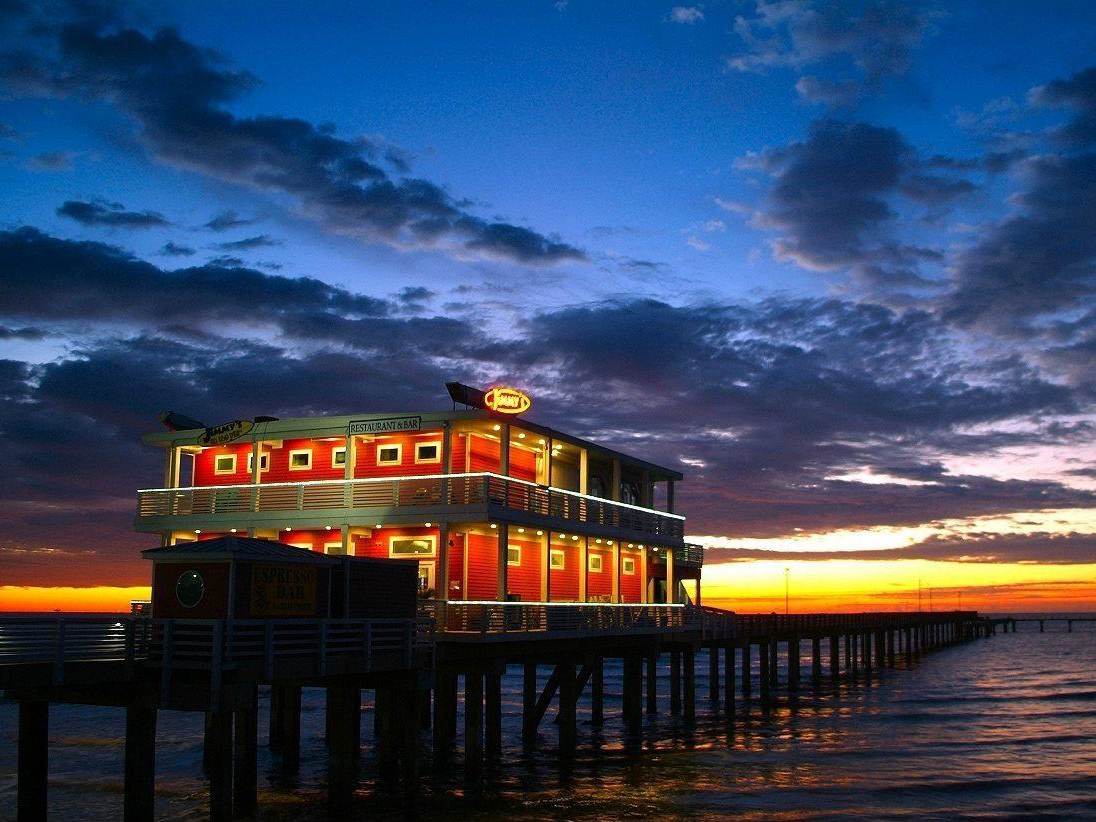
[483,386,532,415]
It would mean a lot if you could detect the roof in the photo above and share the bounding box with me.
[142,535,342,564]
[142,408,683,481]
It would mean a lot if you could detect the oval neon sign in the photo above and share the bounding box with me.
[484,386,532,415]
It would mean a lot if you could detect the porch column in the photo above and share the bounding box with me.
[612,541,621,603]
[579,537,588,602]
[666,548,675,604]
[163,446,177,488]
[579,448,588,495]
[639,547,648,604]
[438,522,450,602]
[540,530,550,601]
[545,437,553,486]
[496,524,508,601]
[500,423,511,476]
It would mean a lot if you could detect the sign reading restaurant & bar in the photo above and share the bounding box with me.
[348,415,422,435]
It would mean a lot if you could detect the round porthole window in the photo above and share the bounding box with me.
[176,570,205,608]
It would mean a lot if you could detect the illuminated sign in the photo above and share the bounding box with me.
[250,564,317,617]
[199,419,254,446]
[348,415,422,435]
[483,386,532,415]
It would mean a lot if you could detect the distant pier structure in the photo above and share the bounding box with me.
[0,384,1018,819]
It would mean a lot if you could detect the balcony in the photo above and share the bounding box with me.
[136,472,686,544]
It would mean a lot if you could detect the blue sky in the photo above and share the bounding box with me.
[0,1,1094,594]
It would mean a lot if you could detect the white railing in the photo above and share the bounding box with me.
[136,472,686,541]
[426,601,698,636]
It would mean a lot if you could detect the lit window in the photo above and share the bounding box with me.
[288,450,312,470]
[246,452,270,472]
[415,441,441,464]
[214,454,237,475]
[622,556,636,575]
[550,549,565,570]
[389,535,436,557]
[588,553,603,573]
[332,446,347,467]
[377,444,402,465]
[507,545,521,566]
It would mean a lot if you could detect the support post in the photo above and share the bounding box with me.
[829,635,840,680]
[724,645,735,714]
[464,672,483,783]
[670,650,681,714]
[206,711,233,822]
[811,637,822,684]
[683,647,696,721]
[591,657,604,725]
[558,659,578,760]
[17,701,48,822]
[646,653,658,714]
[485,670,502,761]
[788,638,800,692]
[622,653,642,735]
[434,670,458,761]
[741,643,752,697]
[232,688,258,821]
[124,700,157,822]
[708,646,720,703]
[759,642,771,705]
[522,663,538,744]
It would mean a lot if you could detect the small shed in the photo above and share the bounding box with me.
[143,535,418,620]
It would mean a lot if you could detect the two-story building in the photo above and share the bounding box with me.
[135,384,702,605]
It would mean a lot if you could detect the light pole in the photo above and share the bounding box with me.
[784,567,790,615]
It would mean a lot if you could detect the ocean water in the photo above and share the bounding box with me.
[1,617,1094,820]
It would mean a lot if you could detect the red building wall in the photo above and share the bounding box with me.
[549,542,580,601]
[586,547,612,600]
[465,532,499,600]
[505,536,541,602]
[621,551,642,602]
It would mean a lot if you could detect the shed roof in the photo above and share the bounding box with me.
[142,535,342,565]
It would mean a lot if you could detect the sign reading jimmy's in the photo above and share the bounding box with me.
[348,416,422,435]
[250,564,317,617]
[198,419,254,446]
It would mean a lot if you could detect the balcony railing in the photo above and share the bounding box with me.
[421,601,698,637]
[136,472,686,541]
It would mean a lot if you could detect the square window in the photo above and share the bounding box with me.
[323,541,342,554]
[246,452,270,473]
[332,446,347,467]
[288,450,312,470]
[414,441,441,464]
[507,545,521,566]
[550,549,565,570]
[588,553,603,573]
[214,454,236,475]
[622,556,636,575]
[377,444,402,465]
[389,536,435,557]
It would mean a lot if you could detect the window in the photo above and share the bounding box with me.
[622,556,636,575]
[175,570,205,608]
[389,535,436,557]
[288,449,312,470]
[550,549,565,570]
[620,482,640,505]
[507,545,521,566]
[214,454,237,475]
[332,446,346,467]
[376,443,402,465]
[588,553,603,573]
[246,452,270,473]
[414,441,441,464]
[323,541,342,554]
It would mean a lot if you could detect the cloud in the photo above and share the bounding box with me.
[159,241,194,256]
[203,209,255,232]
[1029,66,1096,146]
[56,198,169,228]
[728,0,936,104]
[1,7,584,264]
[27,150,76,170]
[214,233,281,251]
[668,6,704,25]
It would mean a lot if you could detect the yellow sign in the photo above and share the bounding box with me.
[250,564,317,617]
[484,386,532,415]
[199,419,254,446]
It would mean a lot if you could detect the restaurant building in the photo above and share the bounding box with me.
[135,383,702,605]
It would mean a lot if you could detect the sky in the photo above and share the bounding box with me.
[0,0,1094,613]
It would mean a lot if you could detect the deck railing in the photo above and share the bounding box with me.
[136,472,686,542]
[423,601,698,637]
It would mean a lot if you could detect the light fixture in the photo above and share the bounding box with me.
[536,530,544,536]
[376,523,383,528]
[607,541,614,546]
[595,539,603,544]
[324,525,332,530]
[284,527,292,531]
[424,521,431,527]
[230,528,237,533]
[492,424,501,431]
[490,523,498,529]
[571,535,578,541]
[194,529,202,534]
[518,432,526,439]
[558,533,566,539]
[517,527,525,533]
[627,543,634,548]
[539,439,546,445]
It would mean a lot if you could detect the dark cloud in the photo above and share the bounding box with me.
[159,241,194,256]
[203,209,255,232]
[0,325,45,339]
[27,150,75,170]
[745,120,962,288]
[214,233,281,251]
[1,8,584,264]
[57,198,169,227]
[0,227,390,328]
[729,0,935,105]
[1029,66,1096,146]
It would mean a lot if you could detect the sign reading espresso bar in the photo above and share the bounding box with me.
[348,415,422,435]
[250,564,317,617]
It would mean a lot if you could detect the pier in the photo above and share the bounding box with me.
[1,605,994,821]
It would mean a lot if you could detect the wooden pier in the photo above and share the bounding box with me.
[0,605,1000,821]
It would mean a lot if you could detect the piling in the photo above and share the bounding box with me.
[124,699,157,822]
[811,637,822,684]
[557,659,578,760]
[670,650,682,714]
[464,673,484,782]
[18,700,48,822]
[646,653,658,714]
[741,643,752,697]
[724,645,735,714]
[708,647,720,702]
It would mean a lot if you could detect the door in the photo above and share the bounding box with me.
[418,560,436,597]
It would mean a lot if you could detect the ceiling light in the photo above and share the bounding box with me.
[492,424,501,431]
[517,527,525,533]
[490,523,498,529]
[194,529,201,534]
[518,432,526,439]
[424,521,432,527]
[536,530,543,536]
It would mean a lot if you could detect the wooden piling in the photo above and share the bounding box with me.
[232,688,258,820]
[708,647,720,702]
[829,635,839,680]
[811,637,822,684]
[557,659,577,759]
[788,638,800,692]
[592,657,605,725]
[485,670,502,760]
[670,650,681,714]
[521,663,538,744]
[464,672,483,782]
[741,643,751,697]
[124,699,157,822]
[759,641,771,704]
[622,653,642,735]
[646,653,658,714]
[17,700,48,822]
[724,645,735,714]
[205,710,234,822]
[683,648,696,722]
